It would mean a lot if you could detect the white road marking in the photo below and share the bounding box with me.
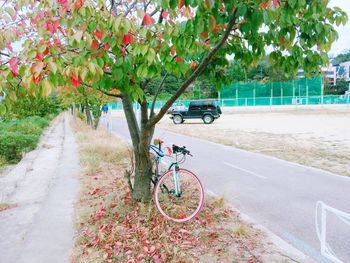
[223,162,267,179]
[206,190,219,197]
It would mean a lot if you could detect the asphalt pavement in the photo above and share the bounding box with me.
[103,116,350,263]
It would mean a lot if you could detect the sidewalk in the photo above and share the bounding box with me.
[0,113,80,263]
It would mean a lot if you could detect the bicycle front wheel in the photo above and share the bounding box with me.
[154,168,204,223]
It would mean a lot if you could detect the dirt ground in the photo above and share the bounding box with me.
[155,106,350,177]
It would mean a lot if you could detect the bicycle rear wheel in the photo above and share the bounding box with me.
[154,168,204,223]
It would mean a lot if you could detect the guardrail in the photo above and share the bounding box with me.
[315,201,350,263]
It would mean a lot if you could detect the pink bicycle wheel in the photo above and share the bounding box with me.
[154,168,204,223]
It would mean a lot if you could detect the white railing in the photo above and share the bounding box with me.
[315,201,350,263]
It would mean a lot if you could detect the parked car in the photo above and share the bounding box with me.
[166,102,187,114]
[169,100,222,124]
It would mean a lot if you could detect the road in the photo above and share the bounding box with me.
[103,116,350,263]
[0,114,79,263]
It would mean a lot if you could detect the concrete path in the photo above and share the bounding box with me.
[103,116,350,263]
[0,113,80,263]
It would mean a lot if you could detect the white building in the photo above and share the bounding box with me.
[297,65,336,85]
[336,61,350,82]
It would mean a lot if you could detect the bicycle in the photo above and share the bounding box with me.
[149,139,204,223]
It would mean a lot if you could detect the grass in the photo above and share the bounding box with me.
[70,118,295,263]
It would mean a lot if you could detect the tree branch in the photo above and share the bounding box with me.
[97,88,122,98]
[149,72,168,118]
[0,52,10,57]
[124,0,137,17]
[147,7,238,127]
[122,93,140,149]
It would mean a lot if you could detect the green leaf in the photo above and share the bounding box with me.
[38,44,46,54]
[169,0,177,9]
[88,62,96,74]
[28,50,36,60]
[141,45,148,56]
[42,80,52,96]
[73,30,84,42]
[47,62,58,74]
[5,7,15,18]
[236,4,247,17]
[0,103,6,115]
[147,49,156,63]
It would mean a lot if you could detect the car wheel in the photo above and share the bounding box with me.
[203,114,214,124]
[173,115,183,124]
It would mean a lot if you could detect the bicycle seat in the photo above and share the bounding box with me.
[150,144,165,157]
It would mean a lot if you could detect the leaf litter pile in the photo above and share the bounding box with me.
[71,119,293,263]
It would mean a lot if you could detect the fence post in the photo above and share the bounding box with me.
[107,104,112,133]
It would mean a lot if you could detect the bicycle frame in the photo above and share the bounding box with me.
[149,144,182,197]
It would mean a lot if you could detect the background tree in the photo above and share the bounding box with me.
[0,0,347,202]
[331,50,350,65]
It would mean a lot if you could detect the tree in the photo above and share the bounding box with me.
[331,50,350,65]
[0,0,347,202]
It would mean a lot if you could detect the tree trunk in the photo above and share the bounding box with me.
[131,119,154,202]
[85,104,93,127]
[132,141,153,202]
[121,94,155,202]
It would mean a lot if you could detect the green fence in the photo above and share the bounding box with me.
[109,77,350,109]
[221,77,323,102]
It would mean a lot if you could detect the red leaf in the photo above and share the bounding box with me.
[201,32,208,38]
[121,46,126,56]
[14,29,20,37]
[58,0,69,10]
[170,46,176,56]
[93,30,103,40]
[36,53,43,61]
[46,21,55,34]
[143,14,153,26]
[190,61,196,70]
[91,40,99,50]
[32,62,44,75]
[161,11,168,19]
[54,39,61,46]
[31,15,40,25]
[213,26,219,34]
[9,57,19,76]
[53,19,60,32]
[70,73,81,87]
[176,57,182,64]
[273,0,278,7]
[122,33,134,45]
[6,42,13,52]
[74,0,84,10]
[104,43,110,50]
[32,74,42,85]
[179,0,185,8]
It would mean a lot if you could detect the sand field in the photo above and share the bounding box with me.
[156,106,350,176]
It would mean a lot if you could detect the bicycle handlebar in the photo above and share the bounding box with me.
[172,144,192,156]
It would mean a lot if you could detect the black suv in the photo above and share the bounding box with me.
[170,100,222,124]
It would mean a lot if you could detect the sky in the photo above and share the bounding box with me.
[329,0,350,56]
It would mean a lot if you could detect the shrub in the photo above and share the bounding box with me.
[7,122,43,136]
[0,132,39,163]
[0,116,49,165]
[5,95,61,119]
